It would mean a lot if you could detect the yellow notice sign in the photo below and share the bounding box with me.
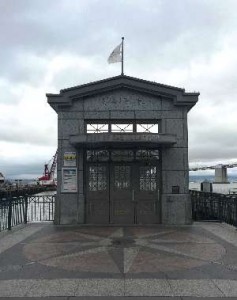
[64,152,76,166]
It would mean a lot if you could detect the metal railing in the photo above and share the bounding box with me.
[0,196,27,231]
[27,195,55,222]
[191,190,237,227]
[1,191,237,231]
[0,195,55,231]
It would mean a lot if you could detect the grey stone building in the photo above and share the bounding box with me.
[47,75,199,225]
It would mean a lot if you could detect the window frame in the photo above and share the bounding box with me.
[85,120,160,134]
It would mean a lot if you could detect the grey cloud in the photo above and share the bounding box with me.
[1,0,237,85]
[1,0,237,176]
[0,83,21,104]
[1,162,44,178]
[189,126,237,162]
[0,52,49,86]
[0,126,57,146]
[51,61,110,91]
[189,145,237,162]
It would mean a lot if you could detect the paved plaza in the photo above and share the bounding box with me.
[0,222,237,299]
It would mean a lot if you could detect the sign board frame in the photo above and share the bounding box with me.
[61,167,78,193]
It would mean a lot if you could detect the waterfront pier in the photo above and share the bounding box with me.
[0,190,237,298]
[0,185,56,198]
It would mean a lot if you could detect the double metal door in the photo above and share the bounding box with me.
[110,162,159,224]
[86,162,160,224]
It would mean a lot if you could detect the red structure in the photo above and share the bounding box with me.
[38,150,58,186]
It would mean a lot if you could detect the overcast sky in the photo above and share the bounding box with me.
[1,0,237,178]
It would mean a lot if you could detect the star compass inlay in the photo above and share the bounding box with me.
[23,227,226,275]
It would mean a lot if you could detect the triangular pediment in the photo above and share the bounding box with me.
[47,75,199,112]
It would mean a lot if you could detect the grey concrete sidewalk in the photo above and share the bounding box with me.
[1,297,237,300]
[0,222,237,298]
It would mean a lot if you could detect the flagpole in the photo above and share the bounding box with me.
[121,37,124,75]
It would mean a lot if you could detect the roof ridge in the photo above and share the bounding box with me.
[60,74,186,93]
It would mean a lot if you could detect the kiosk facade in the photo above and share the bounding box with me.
[47,75,199,225]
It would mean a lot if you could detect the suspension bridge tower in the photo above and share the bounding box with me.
[214,165,229,184]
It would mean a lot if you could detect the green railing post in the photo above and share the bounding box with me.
[235,199,237,227]
[218,196,223,222]
[24,194,28,224]
[8,196,12,230]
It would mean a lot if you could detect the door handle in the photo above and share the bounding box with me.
[132,189,135,202]
[132,189,137,203]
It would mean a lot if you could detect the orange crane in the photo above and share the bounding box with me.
[38,150,58,187]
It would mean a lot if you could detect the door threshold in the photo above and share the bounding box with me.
[79,223,161,226]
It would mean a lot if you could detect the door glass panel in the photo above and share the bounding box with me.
[139,166,157,191]
[114,166,130,189]
[88,166,107,191]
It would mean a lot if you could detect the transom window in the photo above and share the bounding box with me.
[137,124,158,133]
[86,121,159,133]
[86,124,108,133]
[111,124,133,133]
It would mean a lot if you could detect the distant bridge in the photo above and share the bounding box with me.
[189,163,237,171]
[189,163,237,183]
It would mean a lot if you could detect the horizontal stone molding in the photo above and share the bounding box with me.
[69,133,176,148]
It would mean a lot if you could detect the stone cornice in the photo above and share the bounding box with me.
[47,75,199,113]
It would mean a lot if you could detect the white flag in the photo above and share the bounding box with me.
[108,43,122,64]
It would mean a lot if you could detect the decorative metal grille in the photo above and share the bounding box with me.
[88,166,107,191]
[111,124,133,133]
[139,166,157,191]
[137,124,158,133]
[111,150,134,161]
[114,166,131,189]
[136,150,159,161]
[87,150,109,162]
[86,150,160,162]
[87,124,108,133]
